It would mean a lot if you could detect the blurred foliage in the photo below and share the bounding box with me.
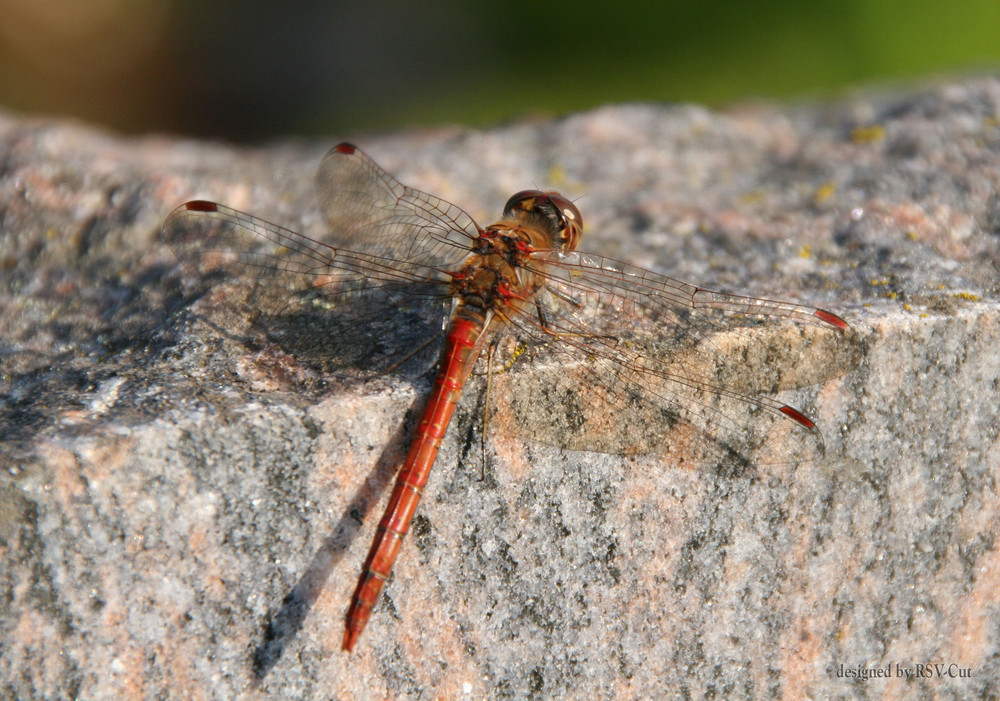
[0,0,998,141]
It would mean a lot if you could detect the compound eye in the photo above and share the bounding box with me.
[503,190,545,218]
[546,193,583,233]
[503,190,584,250]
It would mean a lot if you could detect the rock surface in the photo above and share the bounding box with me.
[2,77,999,698]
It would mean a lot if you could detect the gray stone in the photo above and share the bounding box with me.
[1,77,998,698]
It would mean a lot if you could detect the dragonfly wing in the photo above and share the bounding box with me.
[490,347,823,471]
[488,250,859,468]
[162,201,450,378]
[316,143,481,272]
[531,250,859,394]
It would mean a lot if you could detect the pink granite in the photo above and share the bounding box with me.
[2,77,999,697]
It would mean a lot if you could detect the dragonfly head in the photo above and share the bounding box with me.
[502,190,583,251]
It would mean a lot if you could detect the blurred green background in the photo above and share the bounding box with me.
[1,0,998,142]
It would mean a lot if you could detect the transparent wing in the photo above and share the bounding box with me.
[161,200,454,377]
[488,249,860,468]
[161,144,487,376]
[316,143,481,267]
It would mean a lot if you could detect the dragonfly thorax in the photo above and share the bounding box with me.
[449,228,545,316]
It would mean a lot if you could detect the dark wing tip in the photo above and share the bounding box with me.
[778,404,816,429]
[813,308,849,330]
[334,143,357,155]
[181,200,219,213]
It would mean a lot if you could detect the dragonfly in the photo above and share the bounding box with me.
[162,143,856,653]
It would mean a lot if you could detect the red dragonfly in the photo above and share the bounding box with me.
[162,143,855,652]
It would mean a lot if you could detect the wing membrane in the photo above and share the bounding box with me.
[485,249,859,467]
[316,143,480,267]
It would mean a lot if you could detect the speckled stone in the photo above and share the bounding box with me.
[2,76,999,698]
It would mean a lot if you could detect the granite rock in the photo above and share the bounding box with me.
[1,77,999,698]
